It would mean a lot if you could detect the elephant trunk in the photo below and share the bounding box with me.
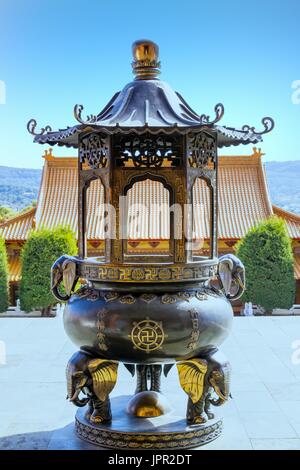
[52,285,70,302]
[68,387,89,407]
[66,367,89,407]
[209,396,226,407]
[51,255,77,302]
[209,370,230,407]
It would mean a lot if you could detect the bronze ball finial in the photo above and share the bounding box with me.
[132,39,161,80]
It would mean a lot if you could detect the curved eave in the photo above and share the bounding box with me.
[216,125,263,148]
[33,125,84,148]
[33,123,264,149]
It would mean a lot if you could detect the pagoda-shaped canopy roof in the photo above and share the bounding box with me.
[28,40,274,148]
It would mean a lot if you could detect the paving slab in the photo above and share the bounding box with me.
[0,315,300,450]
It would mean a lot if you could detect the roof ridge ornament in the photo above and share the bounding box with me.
[242,117,275,135]
[27,119,52,136]
[132,40,161,80]
[74,104,97,125]
[252,147,265,158]
[199,103,225,126]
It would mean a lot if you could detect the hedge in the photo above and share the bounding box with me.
[236,216,295,311]
[20,226,77,313]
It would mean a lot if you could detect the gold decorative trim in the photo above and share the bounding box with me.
[131,268,146,281]
[80,262,218,283]
[161,294,177,304]
[129,318,165,353]
[140,293,156,304]
[187,309,200,351]
[80,288,221,304]
[119,294,136,304]
[87,291,100,301]
[103,292,119,302]
[176,292,193,302]
[97,308,108,352]
[195,292,208,301]
[75,416,222,449]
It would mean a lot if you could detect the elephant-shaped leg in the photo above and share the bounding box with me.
[134,364,162,393]
[85,396,95,420]
[90,396,112,424]
[66,350,118,424]
[150,365,162,392]
[135,365,148,393]
[204,389,215,420]
[187,397,207,424]
[177,358,208,424]
[177,351,231,425]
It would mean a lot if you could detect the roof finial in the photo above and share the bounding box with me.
[43,148,53,159]
[132,40,160,80]
[252,147,265,158]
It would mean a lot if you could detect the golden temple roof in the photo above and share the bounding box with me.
[272,205,300,239]
[32,150,274,241]
[1,149,300,282]
[0,208,35,241]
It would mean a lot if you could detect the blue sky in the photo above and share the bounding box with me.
[0,0,299,168]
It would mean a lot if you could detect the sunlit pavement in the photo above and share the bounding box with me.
[0,314,300,450]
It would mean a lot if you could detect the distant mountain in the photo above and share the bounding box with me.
[264,161,300,215]
[0,166,41,211]
[0,161,299,215]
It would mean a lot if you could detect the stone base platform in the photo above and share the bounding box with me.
[75,396,222,450]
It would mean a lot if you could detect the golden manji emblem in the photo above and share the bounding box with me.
[130,318,165,353]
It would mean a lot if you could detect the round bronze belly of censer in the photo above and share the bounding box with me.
[64,284,233,364]
[62,279,234,449]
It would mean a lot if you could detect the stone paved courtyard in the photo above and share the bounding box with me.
[1,314,300,450]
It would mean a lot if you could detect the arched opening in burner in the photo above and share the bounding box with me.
[122,175,174,262]
[192,177,213,259]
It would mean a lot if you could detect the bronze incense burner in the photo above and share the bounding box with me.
[28,39,274,449]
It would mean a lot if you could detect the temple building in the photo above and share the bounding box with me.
[1,146,300,308]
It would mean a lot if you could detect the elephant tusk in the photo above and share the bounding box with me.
[209,376,229,403]
[52,285,70,302]
[212,388,227,402]
[62,260,77,296]
[52,271,62,290]
[69,387,81,402]
[219,265,232,295]
[210,397,226,407]
[69,387,89,407]
[234,273,244,290]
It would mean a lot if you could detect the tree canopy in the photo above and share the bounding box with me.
[236,216,295,311]
[20,226,77,313]
[0,206,16,223]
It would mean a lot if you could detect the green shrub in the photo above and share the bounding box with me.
[0,206,15,223]
[0,236,9,312]
[236,216,295,311]
[20,226,77,313]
